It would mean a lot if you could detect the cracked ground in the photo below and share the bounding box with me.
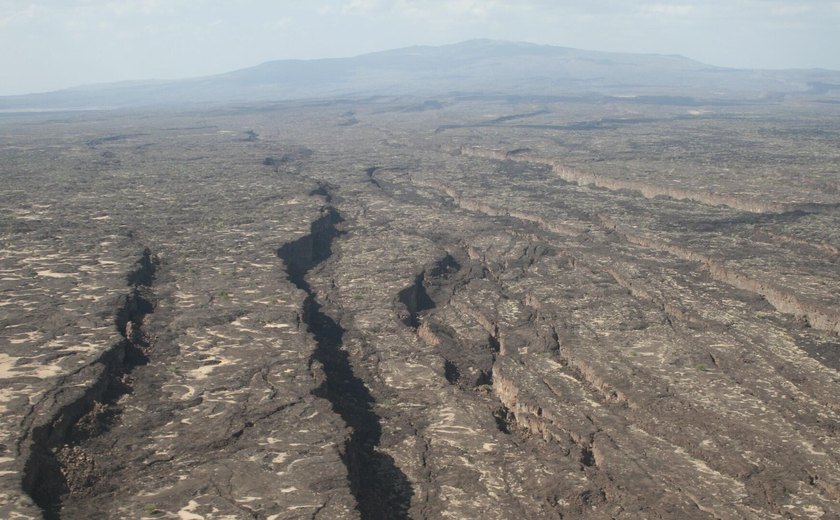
[1,96,840,519]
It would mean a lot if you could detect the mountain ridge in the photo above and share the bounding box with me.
[2,39,839,110]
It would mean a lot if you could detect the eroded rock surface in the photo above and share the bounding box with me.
[1,96,839,519]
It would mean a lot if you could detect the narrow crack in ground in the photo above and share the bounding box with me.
[22,248,160,520]
[277,204,412,520]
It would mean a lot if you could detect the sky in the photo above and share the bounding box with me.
[1,0,840,95]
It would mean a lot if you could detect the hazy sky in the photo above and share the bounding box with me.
[2,0,839,95]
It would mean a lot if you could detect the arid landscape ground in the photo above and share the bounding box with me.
[1,79,839,519]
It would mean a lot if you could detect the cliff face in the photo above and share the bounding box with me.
[456,145,840,335]
[622,232,840,335]
[461,146,792,213]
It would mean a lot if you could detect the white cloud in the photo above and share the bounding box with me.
[639,3,696,17]
[342,0,384,13]
[0,3,44,28]
[769,3,813,16]
[440,0,501,17]
[321,0,526,20]
[103,0,171,17]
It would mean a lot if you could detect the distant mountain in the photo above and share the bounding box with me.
[3,39,840,110]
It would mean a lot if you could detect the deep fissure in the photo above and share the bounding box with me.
[277,206,412,520]
[399,253,506,391]
[397,253,461,328]
[22,248,159,520]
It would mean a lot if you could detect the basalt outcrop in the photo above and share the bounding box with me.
[1,94,839,519]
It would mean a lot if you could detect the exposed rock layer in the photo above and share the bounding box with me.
[0,96,838,519]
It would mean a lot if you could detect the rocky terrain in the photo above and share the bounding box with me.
[1,93,839,519]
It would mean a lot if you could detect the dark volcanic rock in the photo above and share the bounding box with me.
[1,94,839,519]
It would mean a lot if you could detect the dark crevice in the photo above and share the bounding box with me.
[475,369,493,387]
[397,273,436,328]
[397,254,461,328]
[399,254,501,391]
[365,166,383,190]
[443,359,460,384]
[277,206,412,520]
[488,331,501,354]
[22,248,159,520]
[278,208,342,284]
[451,332,497,390]
[399,252,526,458]
[428,253,463,280]
[125,247,157,286]
[308,182,335,204]
[493,406,514,435]
[580,447,596,467]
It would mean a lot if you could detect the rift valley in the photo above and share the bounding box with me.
[1,89,839,519]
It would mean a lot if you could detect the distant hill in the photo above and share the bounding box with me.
[3,39,840,110]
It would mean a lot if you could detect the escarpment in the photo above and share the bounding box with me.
[459,145,800,213]
[414,148,840,336]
